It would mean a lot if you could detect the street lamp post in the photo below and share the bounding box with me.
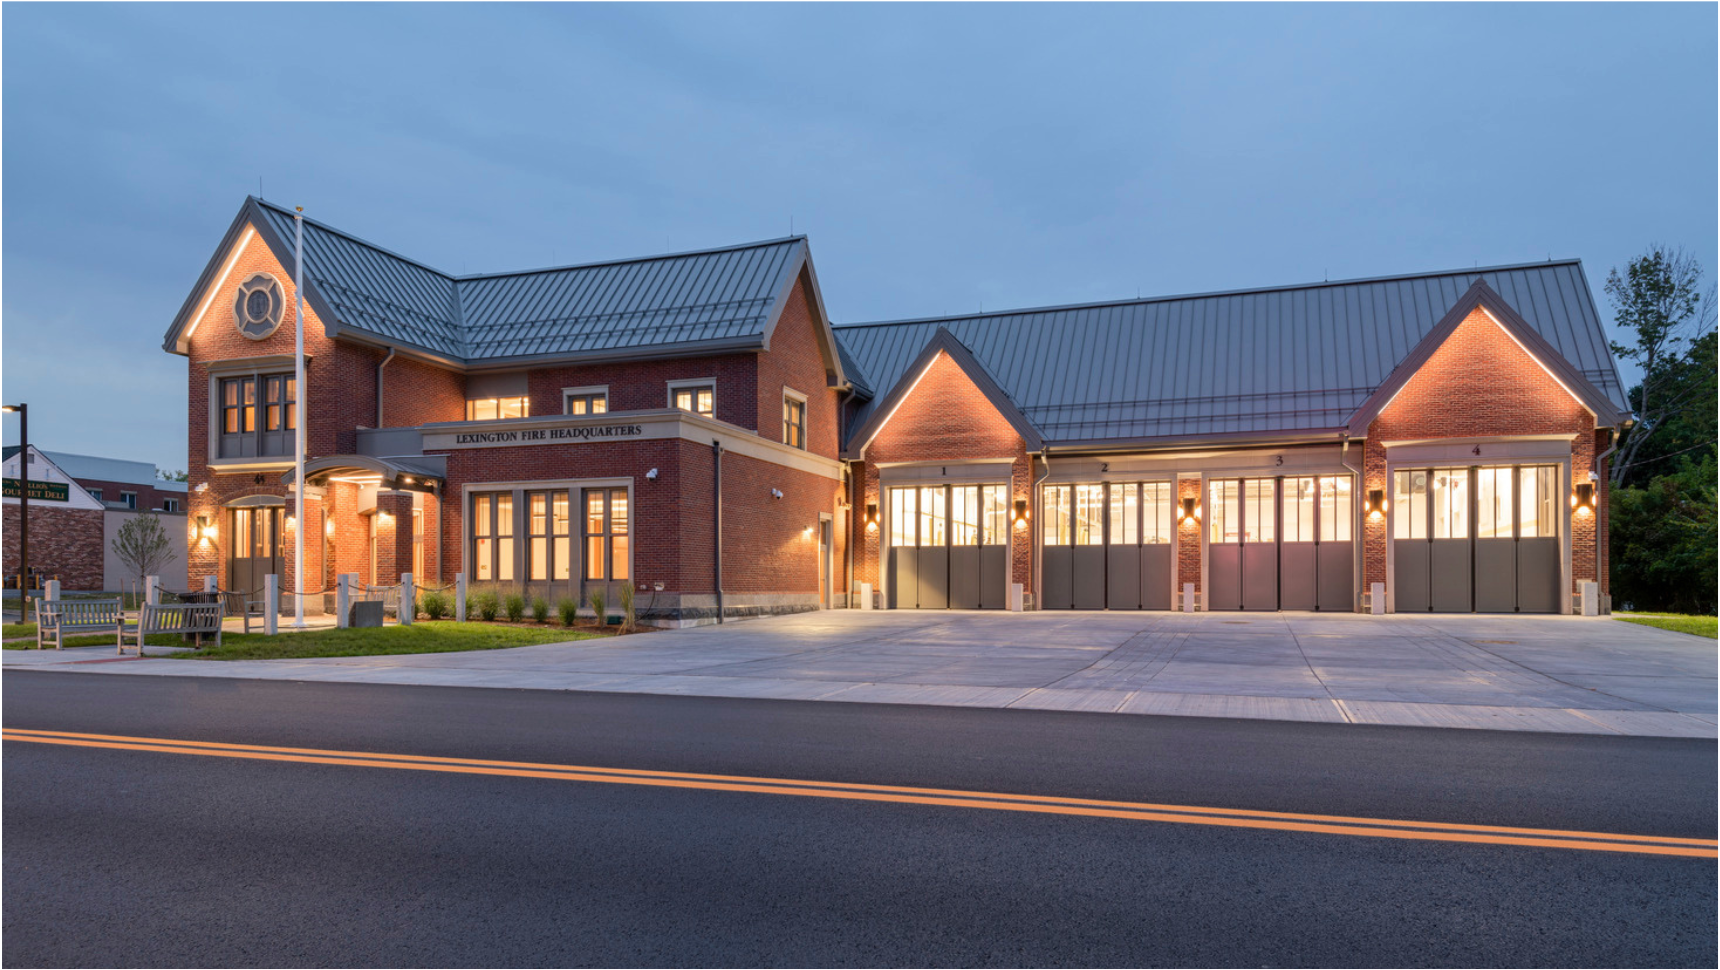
[2,403,28,618]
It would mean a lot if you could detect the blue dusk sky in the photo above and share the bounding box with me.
[2,2,1715,470]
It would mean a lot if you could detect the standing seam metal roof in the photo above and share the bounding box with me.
[832,261,1626,444]
[247,199,807,364]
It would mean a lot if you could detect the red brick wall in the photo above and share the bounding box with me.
[1362,306,1599,600]
[373,491,415,584]
[757,276,841,458]
[1176,477,1201,600]
[525,354,759,430]
[71,479,185,512]
[3,504,105,590]
[382,357,464,428]
[851,351,1032,593]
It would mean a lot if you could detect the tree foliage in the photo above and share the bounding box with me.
[111,513,178,591]
[1609,456,1717,615]
[1605,246,1717,486]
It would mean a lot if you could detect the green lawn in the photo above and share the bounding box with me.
[6,632,185,650]
[1615,614,1718,640]
[3,623,36,639]
[172,621,601,661]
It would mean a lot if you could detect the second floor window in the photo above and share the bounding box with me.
[467,396,528,421]
[88,488,103,502]
[119,491,138,510]
[784,396,807,449]
[565,392,608,415]
[673,385,714,416]
[218,373,295,459]
[163,498,181,513]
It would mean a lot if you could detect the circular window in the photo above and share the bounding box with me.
[233,273,285,340]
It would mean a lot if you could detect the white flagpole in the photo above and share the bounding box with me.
[292,207,308,628]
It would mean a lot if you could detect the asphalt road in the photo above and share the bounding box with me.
[4,670,1715,968]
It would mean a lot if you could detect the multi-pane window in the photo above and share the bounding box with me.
[673,385,715,416]
[1044,482,1173,546]
[163,498,181,513]
[1073,484,1105,546]
[1317,476,1352,542]
[119,491,138,510]
[1394,470,1428,540]
[217,373,295,458]
[565,392,608,416]
[891,487,917,548]
[1142,482,1174,544]
[411,509,425,581]
[1109,484,1140,545]
[918,486,946,546]
[466,397,528,421]
[1042,485,1072,546]
[783,396,807,449]
[471,493,515,582]
[951,487,980,545]
[526,490,574,581]
[1476,467,1513,539]
[1208,480,1242,544]
[1283,477,1317,543]
[88,489,103,502]
[583,488,629,582]
[1242,480,1275,542]
[897,485,1009,546]
[980,485,1010,545]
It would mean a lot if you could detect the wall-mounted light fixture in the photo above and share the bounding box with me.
[1572,483,1595,516]
[325,518,336,537]
[1012,499,1030,530]
[196,514,216,544]
[864,502,879,532]
[771,488,783,500]
[646,468,659,481]
[1365,489,1386,521]
[1178,497,1199,523]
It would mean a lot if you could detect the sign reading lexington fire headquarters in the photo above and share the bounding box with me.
[2,478,70,502]
[451,424,646,446]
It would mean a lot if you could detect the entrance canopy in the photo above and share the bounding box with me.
[282,455,443,493]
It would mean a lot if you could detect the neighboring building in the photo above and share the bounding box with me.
[161,197,1627,621]
[2,447,190,591]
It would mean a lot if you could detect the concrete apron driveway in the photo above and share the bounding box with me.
[6,611,1715,739]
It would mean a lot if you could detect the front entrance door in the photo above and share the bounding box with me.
[1393,465,1560,613]
[889,484,1008,609]
[228,506,283,596]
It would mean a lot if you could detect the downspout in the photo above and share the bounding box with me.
[376,348,396,428]
[1340,435,1363,613]
[1031,448,1052,610]
[843,462,856,609]
[713,440,724,624]
[1592,424,1624,591]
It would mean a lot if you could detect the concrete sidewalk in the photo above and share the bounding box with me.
[5,611,1714,739]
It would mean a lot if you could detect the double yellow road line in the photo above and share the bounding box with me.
[6,727,1713,858]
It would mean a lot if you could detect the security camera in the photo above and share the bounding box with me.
[1587,470,1599,483]
[771,488,783,499]
[646,468,658,481]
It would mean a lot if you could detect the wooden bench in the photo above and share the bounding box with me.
[35,599,125,651]
[219,591,269,633]
[122,602,224,656]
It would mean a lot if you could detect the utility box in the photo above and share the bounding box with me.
[349,600,385,628]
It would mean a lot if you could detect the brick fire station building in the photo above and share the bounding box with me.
[164,198,1628,623]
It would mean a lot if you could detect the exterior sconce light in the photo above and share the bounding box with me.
[196,514,216,543]
[1573,483,1595,515]
[325,518,336,537]
[864,502,879,531]
[1012,499,1029,530]
[1365,489,1386,521]
[1178,497,1199,523]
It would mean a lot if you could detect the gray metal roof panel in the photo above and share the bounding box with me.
[249,199,806,364]
[834,260,1627,447]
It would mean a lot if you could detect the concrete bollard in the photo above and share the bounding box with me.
[399,572,414,626]
[203,575,217,594]
[1580,581,1600,617]
[336,574,351,629]
[857,582,873,611]
[1370,582,1386,615]
[264,575,279,636]
[455,573,467,622]
[1009,582,1024,612]
[145,575,160,606]
[1182,583,1197,613]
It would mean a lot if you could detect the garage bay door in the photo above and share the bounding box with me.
[1207,476,1354,612]
[888,484,1010,609]
[1392,465,1560,613]
[1040,482,1174,610]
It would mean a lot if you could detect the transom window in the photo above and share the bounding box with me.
[1043,482,1174,546]
[783,395,807,449]
[467,396,528,421]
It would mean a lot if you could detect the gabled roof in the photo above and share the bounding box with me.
[844,328,1043,458]
[833,259,1628,448]
[1346,279,1627,433]
[164,198,849,384]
